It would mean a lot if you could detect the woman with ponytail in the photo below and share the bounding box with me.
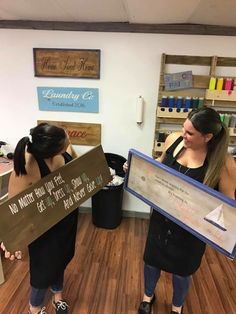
[132,107,236,314]
[2,123,78,314]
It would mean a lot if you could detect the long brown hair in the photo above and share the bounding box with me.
[188,107,229,188]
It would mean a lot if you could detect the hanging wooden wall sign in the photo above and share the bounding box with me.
[37,120,101,146]
[33,48,100,79]
[0,145,111,251]
[164,70,193,91]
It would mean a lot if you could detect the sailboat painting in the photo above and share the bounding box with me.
[204,204,227,231]
[125,149,236,259]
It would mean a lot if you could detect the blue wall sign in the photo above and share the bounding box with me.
[164,71,193,91]
[37,87,99,112]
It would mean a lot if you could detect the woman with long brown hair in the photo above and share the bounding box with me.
[129,107,236,314]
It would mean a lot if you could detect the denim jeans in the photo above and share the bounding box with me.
[30,272,64,307]
[144,263,191,307]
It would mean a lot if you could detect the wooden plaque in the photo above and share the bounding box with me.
[164,71,193,90]
[37,120,101,146]
[124,149,236,259]
[33,48,100,79]
[0,145,111,251]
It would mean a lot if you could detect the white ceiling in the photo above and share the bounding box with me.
[0,0,236,27]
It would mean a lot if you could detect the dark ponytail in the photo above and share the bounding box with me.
[14,136,31,176]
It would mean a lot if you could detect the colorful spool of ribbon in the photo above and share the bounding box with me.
[216,78,224,91]
[157,132,166,142]
[168,96,175,112]
[176,96,183,112]
[192,97,199,109]
[183,97,192,112]
[233,81,236,91]
[161,96,168,111]
[198,97,204,108]
[220,114,225,123]
[229,115,236,128]
[209,77,216,90]
[224,78,233,90]
[223,114,230,127]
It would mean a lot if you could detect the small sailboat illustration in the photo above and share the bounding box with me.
[204,204,227,231]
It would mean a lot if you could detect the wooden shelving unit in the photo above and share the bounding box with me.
[153,54,236,158]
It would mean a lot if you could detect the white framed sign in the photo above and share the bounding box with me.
[124,149,236,259]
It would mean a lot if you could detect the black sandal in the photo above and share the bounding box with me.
[138,294,156,314]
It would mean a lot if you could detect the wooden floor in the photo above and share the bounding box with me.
[0,213,235,314]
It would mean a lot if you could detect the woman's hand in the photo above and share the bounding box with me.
[0,242,22,261]
[123,161,129,173]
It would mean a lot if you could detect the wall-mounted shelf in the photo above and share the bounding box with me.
[205,90,236,102]
[153,54,236,158]
[157,107,189,119]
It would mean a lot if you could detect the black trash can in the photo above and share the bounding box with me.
[92,153,127,229]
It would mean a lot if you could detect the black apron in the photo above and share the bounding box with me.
[144,137,208,276]
[28,152,78,288]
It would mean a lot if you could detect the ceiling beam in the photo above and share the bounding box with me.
[0,20,236,36]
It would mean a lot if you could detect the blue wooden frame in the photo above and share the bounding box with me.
[124,149,236,259]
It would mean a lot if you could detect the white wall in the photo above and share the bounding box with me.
[1,29,236,213]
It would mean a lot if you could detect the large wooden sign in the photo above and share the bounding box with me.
[0,145,111,251]
[37,120,101,146]
[33,48,100,79]
[124,149,236,259]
